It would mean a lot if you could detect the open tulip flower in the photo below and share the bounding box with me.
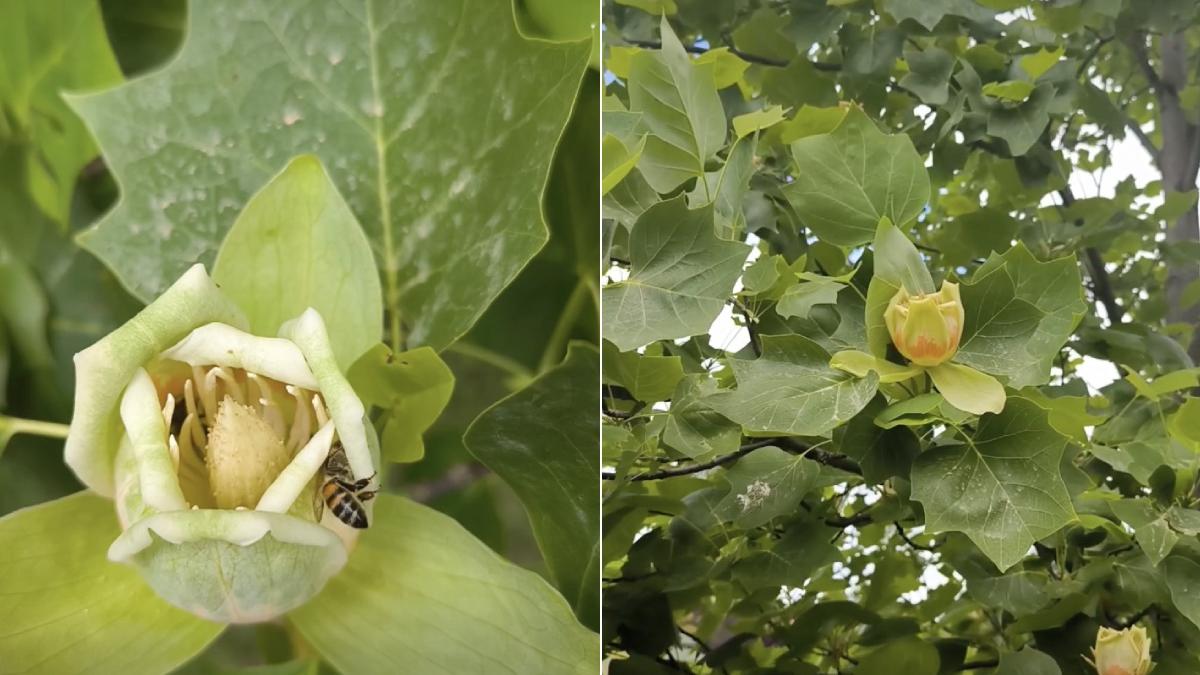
[830,220,1006,416]
[65,264,377,623]
[0,263,595,674]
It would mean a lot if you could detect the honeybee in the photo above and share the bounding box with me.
[312,443,376,528]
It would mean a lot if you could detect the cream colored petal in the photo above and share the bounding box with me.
[162,323,319,389]
[66,264,247,496]
[119,368,188,512]
[280,308,374,481]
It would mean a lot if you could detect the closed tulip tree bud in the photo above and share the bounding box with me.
[1087,626,1154,675]
[884,281,965,367]
[66,265,379,623]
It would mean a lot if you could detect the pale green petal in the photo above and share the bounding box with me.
[928,362,1006,415]
[280,309,372,481]
[290,495,598,675]
[66,264,247,497]
[109,508,346,624]
[162,323,319,389]
[0,492,224,674]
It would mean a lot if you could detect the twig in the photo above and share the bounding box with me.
[600,436,863,481]
[893,521,939,551]
[1058,187,1125,324]
[956,659,1000,671]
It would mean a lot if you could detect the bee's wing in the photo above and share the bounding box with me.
[311,480,325,522]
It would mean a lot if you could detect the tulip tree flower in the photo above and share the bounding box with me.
[883,282,964,367]
[1086,626,1154,675]
[0,156,597,674]
[830,219,1006,416]
[64,264,378,622]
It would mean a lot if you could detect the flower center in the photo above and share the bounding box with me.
[157,364,329,514]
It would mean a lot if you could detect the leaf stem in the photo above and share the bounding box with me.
[446,342,533,386]
[538,277,590,374]
[3,417,70,440]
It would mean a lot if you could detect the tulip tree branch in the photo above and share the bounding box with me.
[600,436,863,481]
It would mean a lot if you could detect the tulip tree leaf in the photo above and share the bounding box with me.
[627,17,726,192]
[601,341,684,403]
[464,344,600,628]
[783,106,931,246]
[291,494,598,674]
[882,0,994,30]
[0,492,224,674]
[602,198,750,350]
[996,649,1061,675]
[911,397,1076,571]
[856,638,940,675]
[899,46,955,105]
[212,155,382,368]
[347,343,454,464]
[955,244,1085,387]
[776,277,845,319]
[714,446,825,528]
[67,0,589,350]
[0,0,122,232]
[662,376,742,460]
[707,335,879,436]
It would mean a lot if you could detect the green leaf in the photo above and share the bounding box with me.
[290,494,598,674]
[927,362,1006,415]
[602,341,684,403]
[777,276,845,319]
[856,637,940,675]
[783,107,931,246]
[707,335,879,436]
[996,648,1061,675]
[874,393,945,428]
[0,0,122,230]
[982,80,1036,102]
[212,155,381,368]
[627,17,726,192]
[872,218,936,294]
[1163,556,1200,631]
[0,492,223,674]
[1158,190,1199,223]
[986,83,1054,156]
[882,0,994,30]
[732,105,786,139]
[602,198,750,351]
[731,522,839,590]
[713,446,825,528]
[602,133,646,195]
[693,48,750,90]
[0,252,54,369]
[1110,499,1178,566]
[68,1,588,351]
[616,0,677,15]
[911,397,1076,570]
[1019,46,1064,80]
[346,343,454,463]
[778,104,848,143]
[661,376,742,460]
[836,395,921,483]
[956,243,1086,387]
[464,344,599,627]
[899,47,956,106]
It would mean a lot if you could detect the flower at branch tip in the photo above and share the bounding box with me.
[65,264,379,623]
[1086,626,1154,675]
[883,281,965,367]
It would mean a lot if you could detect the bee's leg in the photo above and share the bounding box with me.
[358,490,377,502]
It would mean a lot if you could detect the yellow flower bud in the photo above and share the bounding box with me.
[1088,626,1153,675]
[883,281,965,367]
